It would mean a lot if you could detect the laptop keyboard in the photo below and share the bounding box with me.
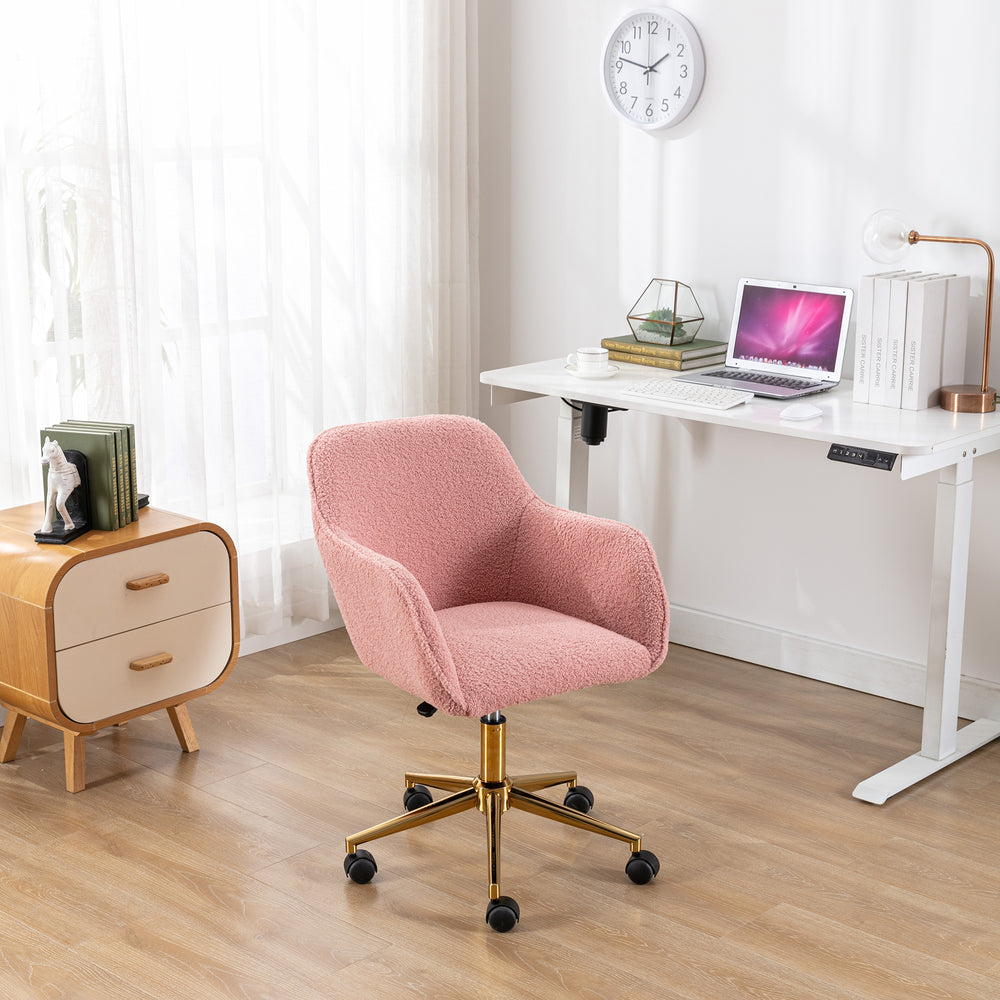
[713,370,821,389]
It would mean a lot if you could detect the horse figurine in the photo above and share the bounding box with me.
[40,437,82,534]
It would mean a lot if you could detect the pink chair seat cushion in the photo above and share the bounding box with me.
[309,415,668,719]
[435,601,654,718]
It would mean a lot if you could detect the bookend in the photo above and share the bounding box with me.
[35,450,91,544]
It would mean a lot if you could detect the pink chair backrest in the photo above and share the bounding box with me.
[308,415,535,610]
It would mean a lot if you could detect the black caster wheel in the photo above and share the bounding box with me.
[485,895,520,932]
[344,849,378,884]
[625,849,660,885]
[403,783,433,811]
[563,784,594,814]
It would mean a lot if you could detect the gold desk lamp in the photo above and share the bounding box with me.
[862,209,997,413]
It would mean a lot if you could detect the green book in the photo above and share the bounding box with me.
[58,422,127,525]
[601,333,728,360]
[63,420,138,522]
[40,425,120,531]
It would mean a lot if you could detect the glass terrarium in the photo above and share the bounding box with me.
[627,279,704,346]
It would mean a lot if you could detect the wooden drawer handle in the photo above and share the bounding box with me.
[129,652,174,672]
[126,573,170,591]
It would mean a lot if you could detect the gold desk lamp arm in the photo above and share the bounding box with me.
[909,230,996,410]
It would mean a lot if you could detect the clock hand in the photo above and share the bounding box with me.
[618,56,648,71]
[640,53,670,84]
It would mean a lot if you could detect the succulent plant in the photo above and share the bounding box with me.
[639,307,685,341]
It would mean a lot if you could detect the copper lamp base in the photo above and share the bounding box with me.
[939,385,998,413]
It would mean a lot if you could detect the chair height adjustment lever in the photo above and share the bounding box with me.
[417,701,438,717]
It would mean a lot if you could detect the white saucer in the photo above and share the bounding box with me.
[565,364,620,379]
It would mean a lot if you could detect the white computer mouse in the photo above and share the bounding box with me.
[779,402,824,421]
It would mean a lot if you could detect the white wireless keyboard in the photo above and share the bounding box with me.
[622,377,753,410]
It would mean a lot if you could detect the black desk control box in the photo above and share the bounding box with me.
[827,443,897,472]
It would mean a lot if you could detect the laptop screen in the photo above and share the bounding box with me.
[729,279,852,377]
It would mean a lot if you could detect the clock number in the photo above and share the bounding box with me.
[619,40,631,54]
[632,25,642,40]
[674,86,682,99]
[645,104,654,118]
[629,96,638,110]
[676,43,685,57]
[620,81,628,95]
[648,20,658,34]
[679,64,688,79]
[661,98,669,112]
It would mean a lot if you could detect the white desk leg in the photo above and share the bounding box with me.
[922,460,974,759]
[853,459,1000,803]
[555,401,590,512]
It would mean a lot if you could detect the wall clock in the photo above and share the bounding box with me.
[601,7,705,131]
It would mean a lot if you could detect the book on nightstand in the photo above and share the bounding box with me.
[58,422,127,525]
[40,425,121,531]
[62,420,138,522]
[40,420,140,531]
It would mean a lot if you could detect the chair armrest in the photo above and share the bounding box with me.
[313,520,469,716]
[508,498,669,665]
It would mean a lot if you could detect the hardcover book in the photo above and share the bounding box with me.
[940,275,971,388]
[607,350,725,371]
[868,271,920,406]
[900,275,950,411]
[40,425,120,531]
[59,422,127,525]
[63,420,138,522]
[600,333,727,360]
[854,270,906,403]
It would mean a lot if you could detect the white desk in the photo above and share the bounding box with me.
[481,358,1000,803]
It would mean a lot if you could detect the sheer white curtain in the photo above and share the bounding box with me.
[0,0,479,650]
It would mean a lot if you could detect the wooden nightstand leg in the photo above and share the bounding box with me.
[167,704,199,753]
[0,710,28,763]
[64,731,86,793]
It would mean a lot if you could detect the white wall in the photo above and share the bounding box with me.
[479,0,1000,714]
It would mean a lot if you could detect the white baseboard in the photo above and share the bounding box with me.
[669,604,1000,721]
[239,612,344,657]
[234,604,1000,723]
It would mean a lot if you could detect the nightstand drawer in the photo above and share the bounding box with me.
[55,603,234,724]
[53,530,231,650]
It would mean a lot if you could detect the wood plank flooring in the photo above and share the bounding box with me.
[1,632,999,999]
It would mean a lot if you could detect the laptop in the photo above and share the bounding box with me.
[676,277,855,398]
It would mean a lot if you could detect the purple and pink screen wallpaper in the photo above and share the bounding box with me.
[732,285,847,372]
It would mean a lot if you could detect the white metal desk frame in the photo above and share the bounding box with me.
[481,358,1000,804]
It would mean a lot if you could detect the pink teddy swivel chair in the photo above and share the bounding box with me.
[308,414,669,931]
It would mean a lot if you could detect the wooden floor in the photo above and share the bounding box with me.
[2,633,1000,999]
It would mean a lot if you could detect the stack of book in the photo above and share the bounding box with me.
[600,334,728,371]
[40,420,139,531]
[853,271,970,410]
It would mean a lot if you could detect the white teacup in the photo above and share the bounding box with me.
[567,347,609,373]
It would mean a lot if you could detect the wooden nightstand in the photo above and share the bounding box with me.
[0,503,240,791]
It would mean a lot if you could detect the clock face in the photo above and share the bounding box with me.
[601,8,705,130]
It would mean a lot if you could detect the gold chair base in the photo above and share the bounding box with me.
[345,714,643,901]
